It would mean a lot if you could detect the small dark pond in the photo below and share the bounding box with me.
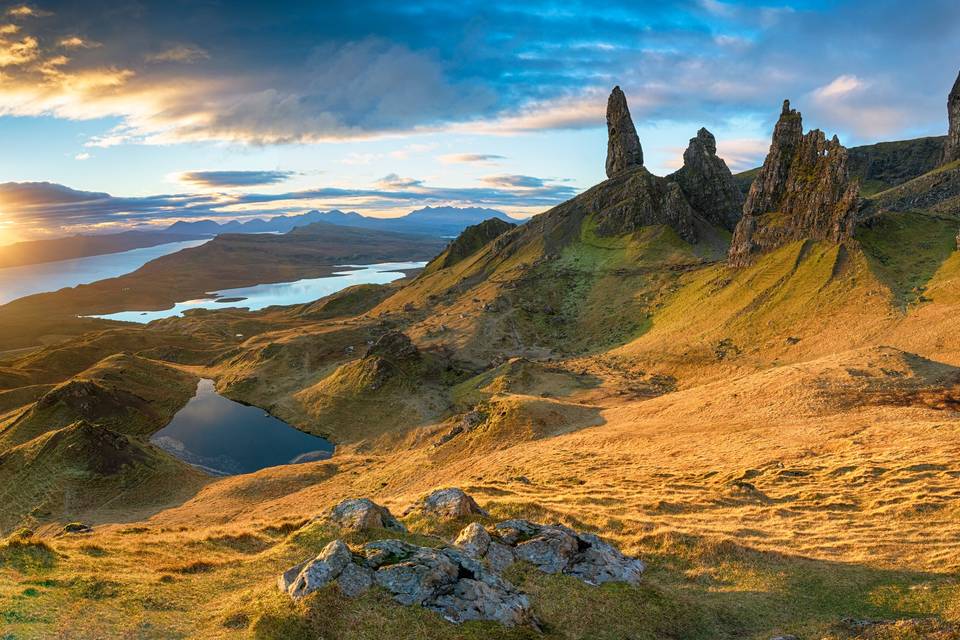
[151,379,333,476]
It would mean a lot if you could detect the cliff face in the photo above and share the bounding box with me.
[670,128,744,231]
[945,70,960,164]
[728,100,859,267]
[605,86,644,177]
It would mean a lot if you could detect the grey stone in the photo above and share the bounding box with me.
[605,86,644,177]
[327,497,406,533]
[513,525,579,574]
[417,487,488,519]
[363,539,420,568]
[485,542,516,573]
[454,521,490,558]
[566,532,645,586]
[373,546,460,606]
[286,539,353,599]
[337,561,374,597]
[489,520,645,586]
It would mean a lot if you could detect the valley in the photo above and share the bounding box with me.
[2,75,960,640]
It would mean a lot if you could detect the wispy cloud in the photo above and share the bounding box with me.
[176,170,297,189]
[440,153,506,165]
[146,43,209,64]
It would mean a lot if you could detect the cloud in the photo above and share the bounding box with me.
[176,170,297,189]
[480,174,545,188]
[6,5,49,18]
[59,35,99,49]
[0,172,579,238]
[0,1,955,150]
[74,152,91,160]
[146,44,209,64]
[440,153,506,164]
[375,173,424,189]
[812,75,867,100]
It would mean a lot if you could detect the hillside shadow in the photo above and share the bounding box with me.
[857,211,958,308]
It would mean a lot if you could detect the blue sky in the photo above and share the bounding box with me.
[0,0,957,241]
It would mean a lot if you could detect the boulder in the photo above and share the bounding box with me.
[280,537,534,626]
[605,86,644,177]
[729,100,860,267]
[327,498,406,533]
[413,488,488,519]
[488,520,645,586]
[285,539,354,599]
[945,69,960,164]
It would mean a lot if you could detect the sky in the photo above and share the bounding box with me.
[0,0,957,243]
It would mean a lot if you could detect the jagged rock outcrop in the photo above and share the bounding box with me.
[728,100,860,267]
[279,538,535,627]
[670,128,744,231]
[454,520,645,586]
[325,498,407,533]
[407,487,488,519]
[605,86,644,177]
[424,218,517,274]
[945,70,960,164]
[365,330,420,363]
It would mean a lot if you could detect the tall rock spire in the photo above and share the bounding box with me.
[605,86,644,177]
[728,100,859,267]
[944,70,960,164]
[670,127,744,231]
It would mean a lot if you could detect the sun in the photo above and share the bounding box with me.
[0,213,16,246]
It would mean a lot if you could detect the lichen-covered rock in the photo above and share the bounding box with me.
[487,520,645,586]
[605,85,644,177]
[413,488,488,519]
[336,561,374,597]
[945,69,960,164]
[454,522,491,558]
[327,498,406,533]
[670,128,744,231]
[285,539,354,599]
[362,540,534,626]
[728,100,860,267]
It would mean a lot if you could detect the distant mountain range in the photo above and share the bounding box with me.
[163,206,519,238]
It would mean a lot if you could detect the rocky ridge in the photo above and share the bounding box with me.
[728,100,860,267]
[592,87,744,243]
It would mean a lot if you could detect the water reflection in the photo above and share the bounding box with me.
[93,261,425,323]
[151,379,333,476]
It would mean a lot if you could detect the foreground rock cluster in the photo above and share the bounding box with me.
[278,490,644,627]
[728,100,860,267]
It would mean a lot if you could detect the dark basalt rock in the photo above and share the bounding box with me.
[728,100,860,267]
[670,128,744,231]
[591,166,699,243]
[605,86,644,177]
[945,70,960,164]
[364,330,420,363]
[429,218,516,272]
